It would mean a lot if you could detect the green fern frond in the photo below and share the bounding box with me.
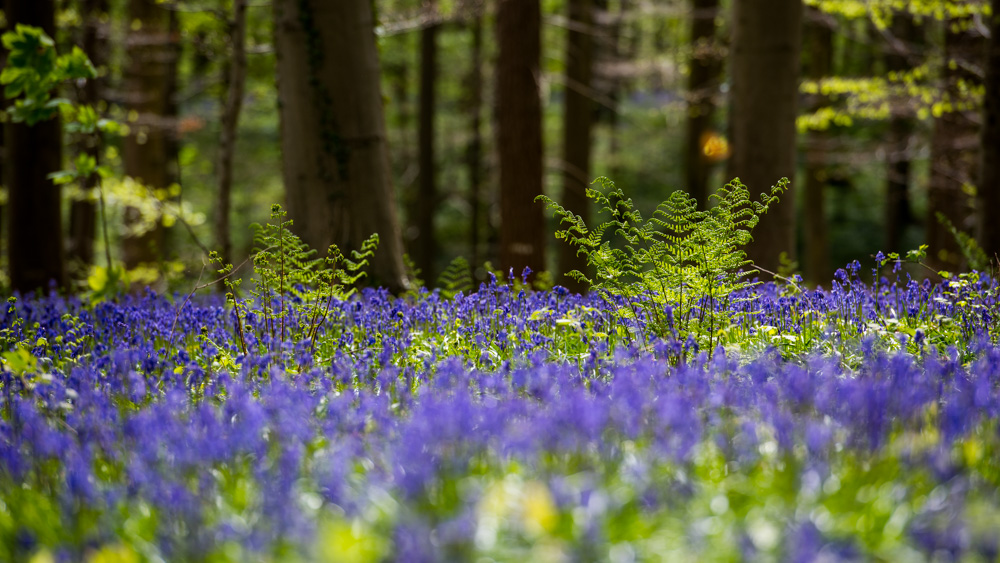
[541,176,788,357]
[437,256,474,298]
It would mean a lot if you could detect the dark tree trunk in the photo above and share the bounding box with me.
[927,17,982,271]
[4,0,66,293]
[465,16,485,273]
[728,0,803,273]
[417,4,439,282]
[496,0,545,280]
[0,14,6,267]
[216,0,248,267]
[802,7,832,284]
[558,0,595,291]
[600,0,627,180]
[979,1,1000,263]
[884,13,919,254]
[67,0,110,274]
[122,0,179,270]
[684,0,721,210]
[274,0,409,292]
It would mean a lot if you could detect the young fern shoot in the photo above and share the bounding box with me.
[215,204,378,369]
[538,177,787,356]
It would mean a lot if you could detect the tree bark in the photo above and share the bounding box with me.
[884,13,918,254]
[216,0,248,267]
[465,16,485,274]
[496,0,545,281]
[68,0,110,274]
[558,0,595,292]
[979,1,1000,264]
[802,7,832,284]
[4,0,66,293]
[684,0,721,210]
[273,0,408,292]
[728,0,803,273]
[417,3,439,282]
[0,14,6,268]
[122,0,179,270]
[927,17,982,271]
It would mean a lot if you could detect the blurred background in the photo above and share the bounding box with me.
[0,0,996,295]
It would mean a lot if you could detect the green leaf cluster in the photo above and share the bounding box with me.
[539,177,787,354]
[0,24,96,125]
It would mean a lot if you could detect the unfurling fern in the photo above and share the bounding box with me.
[218,204,378,364]
[538,177,787,355]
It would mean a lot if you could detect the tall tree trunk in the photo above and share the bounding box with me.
[465,15,485,274]
[979,1,1000,264]
[926,17,982,271]
[4,0,66,293]
[68,0,110,274]
[417,3,439,282]
[884,13,918,253]
[122,0,179,270]
[802,7,832,284]
[600,0,627,180]
[684,0,721,209]
[496,0,545,280]
[728,0,803,273]
[216,0,248,267]
[273,0,408,292]
[559,0,595,291]
[0,14,6,270]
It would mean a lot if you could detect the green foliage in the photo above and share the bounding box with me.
[936,212,991,272]
[436,256,473,298]
[221,204,378,365]
[0,24,96,125]
[539,177,787,352]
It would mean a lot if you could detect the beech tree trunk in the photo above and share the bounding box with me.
[684,0,721,209]
[68,0,109,273]
[417,3,439,282]
[216,0,248,267]
[802,7,832,284]
[979,1,1000,264]
[884,13,918,253]
[927,17,982,271]
[4,0,66,293]
[122,0,179,270]
[496,0,545,280]
[273,0,408,292]
[728,0,802,273]
[559,0,595,292]
[0,15,6,265]
[465,16,485,273]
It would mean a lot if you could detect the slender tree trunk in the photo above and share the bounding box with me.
[122,0,179,270]
[885,13,918,253]
[496,0,545,280]
[0,16,6,270]
[417,3,439,282]
[4,0,66,293]
[216,0,248,267]
[274,0,408,292]
[802,7,832,284]
[68,0,109,274]
[979,1,1000,263]
[684,0,721,209]
[558,0,595,291]
[927,17,982,271]
[466,16,485,274]
[601,0,627,180]
[728,0,802,273]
